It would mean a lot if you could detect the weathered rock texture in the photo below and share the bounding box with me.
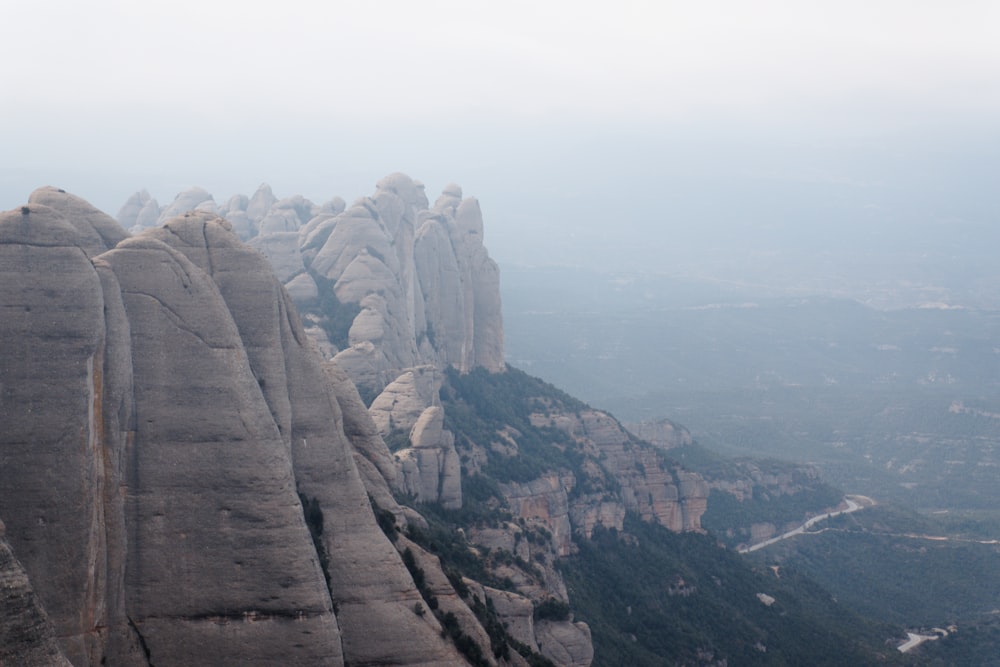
[121,175,510,519]
[624,417,694,449]
[535,620,594,667]
[0,199,139,666]
[500,409,709,540]
[0,521,74,667]
[395,406,463,508]
[1,193,477,666]
[124,174,506,402]
[11,176,731,667]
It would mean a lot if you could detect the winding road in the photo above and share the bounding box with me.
[738,495,873,554]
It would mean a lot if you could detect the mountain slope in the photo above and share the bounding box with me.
[0,176,924,666]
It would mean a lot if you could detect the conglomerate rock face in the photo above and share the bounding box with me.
[1,175,716,667]
[121,173,506,402]
[118,174,508,520]
[0,199,139,666]
[0,191,471,666]
[0,523,74,667]
[526,409,709,533]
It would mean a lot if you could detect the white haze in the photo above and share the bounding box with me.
[2,0,999,296]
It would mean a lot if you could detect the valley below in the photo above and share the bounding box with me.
[503,264,1000,662]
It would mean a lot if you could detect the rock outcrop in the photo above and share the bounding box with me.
[525,409,709,533]
[1,192,478,666]
[116,190,160,234]
[535,620,594,667]
[124,174,506,402]
[7,175,742,667]
[395,406,463,509]
[624,417,694,449]
[500,475,576,557]
[369,365,442,438]
[155,186,214,223]
[0,198,138,666]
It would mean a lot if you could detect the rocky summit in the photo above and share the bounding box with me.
[1,175,718,666]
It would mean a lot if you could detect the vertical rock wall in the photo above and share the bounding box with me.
[0,194,477,666]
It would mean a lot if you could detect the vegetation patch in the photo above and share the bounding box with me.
[298,493,332,596]
[308,270,362,350]
[441,366,588,483]
[560,514,906,666]
[702,484,844,548]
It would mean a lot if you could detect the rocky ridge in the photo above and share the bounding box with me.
[0,192,473,666]
[0,176,721,666]
[121,175,505,397]
[127,178,718,662]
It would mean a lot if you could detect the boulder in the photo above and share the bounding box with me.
[395,407,462,509]
[155,186,214,223]
[535,619,594,667]
[369,366,441,439]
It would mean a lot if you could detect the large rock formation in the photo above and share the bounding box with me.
[1,192,476,666]
[522,409,709,534]
[5,175,736,667]
[624,417,693,449]
[124,174,506,402]
[120,175,510,519]
[0,198,138,665]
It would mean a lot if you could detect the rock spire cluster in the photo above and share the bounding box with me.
[119,173,506,396]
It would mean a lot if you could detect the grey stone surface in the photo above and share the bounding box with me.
[4,180,604,665]
[140,212,467,666]
[536,619,594,667]
[369,366,441,439]
[29,186,129,256]
[395,407,462,508]
[155,186,214,223]
[0,202,134,666]
[246,183,277,223]
[115,189,152,230]
[101,227,345,665]
[0,523,74,667]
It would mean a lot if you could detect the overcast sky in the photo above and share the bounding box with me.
[3,0,999,273]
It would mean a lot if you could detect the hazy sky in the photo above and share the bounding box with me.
[3,1,999,272]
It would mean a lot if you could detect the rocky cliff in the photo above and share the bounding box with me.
[1,176,725,666]
[0,192,477,666]
[121,174,505,398]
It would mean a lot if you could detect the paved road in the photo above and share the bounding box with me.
[898,631,941,653]
[738,495,872,554]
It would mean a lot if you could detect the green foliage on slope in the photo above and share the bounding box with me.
[919,615,1000,666]
[561,515,908,666]
[434,365,918,664]
[659,442,846,548]
[749,505,1000,628]
[440,366,588,483]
